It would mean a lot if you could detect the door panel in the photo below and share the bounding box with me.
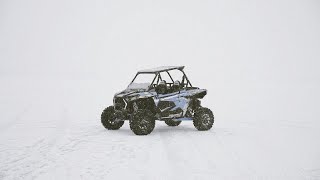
[156,92,188,118]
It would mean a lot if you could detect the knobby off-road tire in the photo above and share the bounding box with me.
[101,106,124,130]
[165,119,181,126]
[130,109,155,135]
[193,107,214,131]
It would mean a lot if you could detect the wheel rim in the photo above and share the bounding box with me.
[139,119,151,131]
[107,113,116,124]
[201,114,211,126]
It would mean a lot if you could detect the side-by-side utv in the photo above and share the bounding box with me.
[101,66,214,135]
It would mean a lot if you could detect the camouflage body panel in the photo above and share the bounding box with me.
[113,87,207,120]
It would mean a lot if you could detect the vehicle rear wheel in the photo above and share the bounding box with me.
[130,109,155,135]
[165,119,181,126]
[101,106,124,130]
[193,107,214,131]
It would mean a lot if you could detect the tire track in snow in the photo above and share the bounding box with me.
[56,126,104,155]
[213,127,259,179]
[180,127,217,176]
[0,108,72,179]
[157,123,214,180]
[28,108,78,179]
[304,168,320,180]
[48,124,144,179]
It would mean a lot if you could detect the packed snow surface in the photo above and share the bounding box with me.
[0,78,319,180]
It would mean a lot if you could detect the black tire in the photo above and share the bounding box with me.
[101,106,124,130]
[165,119,181,126]
[193,107,214,131]
[130,109,155,135]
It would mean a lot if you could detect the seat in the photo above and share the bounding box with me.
[156,80,167,94]
[172,80,181,92]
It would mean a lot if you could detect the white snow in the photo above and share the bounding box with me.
[0,77,319,180]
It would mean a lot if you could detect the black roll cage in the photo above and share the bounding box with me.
[130,69,193,90]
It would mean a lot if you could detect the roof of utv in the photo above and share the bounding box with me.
[138,66,185,73]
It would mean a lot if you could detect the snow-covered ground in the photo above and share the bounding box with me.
[0,77,319,180]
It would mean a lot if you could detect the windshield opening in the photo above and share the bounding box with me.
[127,73,156,90]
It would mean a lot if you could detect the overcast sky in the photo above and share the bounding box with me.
[1,0,319,77]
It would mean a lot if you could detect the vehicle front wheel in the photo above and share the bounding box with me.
[130,109,155,135]
[165,119,181,126]
[101,106,124,130]
[193,107,214,131]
